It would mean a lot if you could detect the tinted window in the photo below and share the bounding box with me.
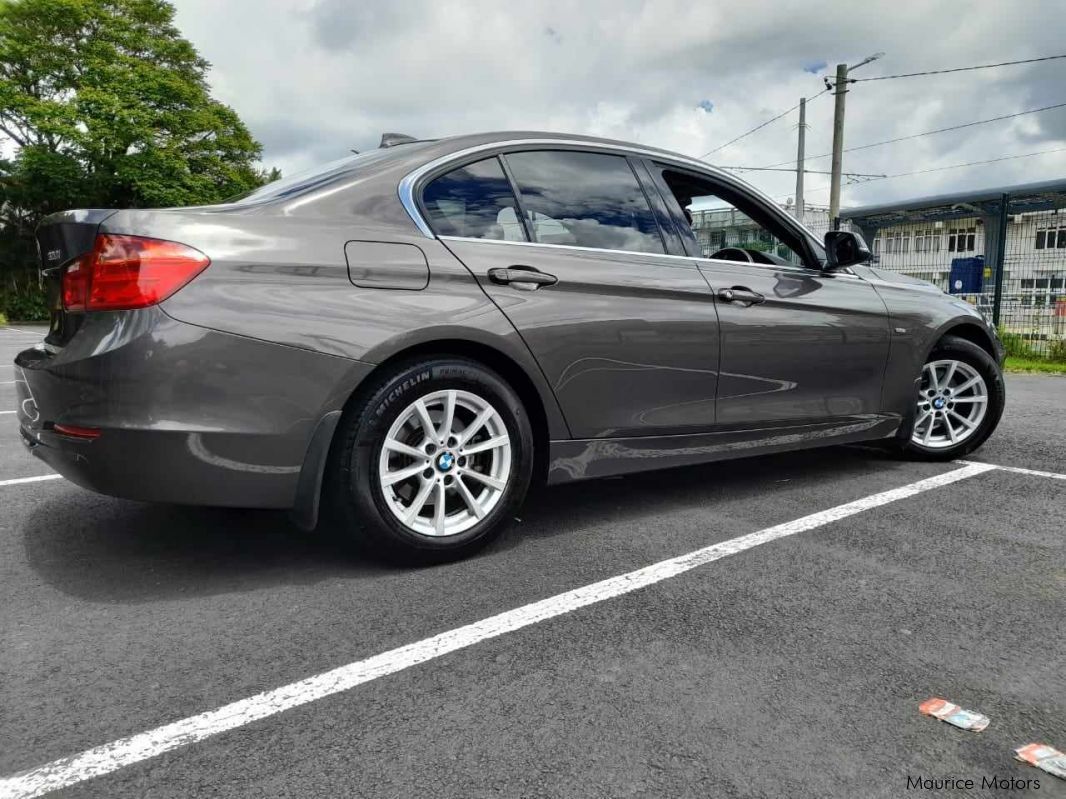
[422,157,528,241]
[504,151,665,254]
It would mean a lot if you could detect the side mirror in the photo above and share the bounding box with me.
[824,230,872,270]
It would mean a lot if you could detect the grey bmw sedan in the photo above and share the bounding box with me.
[14,131,1005,561]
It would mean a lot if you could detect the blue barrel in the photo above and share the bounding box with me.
[948,256,985,294]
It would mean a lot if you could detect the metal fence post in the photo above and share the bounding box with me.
[991,193,1009,327]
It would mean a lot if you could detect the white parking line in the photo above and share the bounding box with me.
[0,410,17,415]
[0,461,995,799]
[0,327,41,335]
[958,459,1066,481]
[0,475,62,488]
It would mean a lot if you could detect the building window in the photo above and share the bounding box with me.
[873,238,881,255]
[948,227,976,252]
[914,229,941,253]
[882,230,910,254]
[1036,227,1066,249]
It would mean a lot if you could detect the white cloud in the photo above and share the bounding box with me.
[170,0,1066,208]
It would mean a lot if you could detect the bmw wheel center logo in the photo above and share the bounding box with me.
[437,451,455,471]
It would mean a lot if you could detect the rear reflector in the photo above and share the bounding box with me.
[62,234,210,312]
[53,423,102,440]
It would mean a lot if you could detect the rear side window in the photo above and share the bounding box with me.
[421,157,528,241]
[503,150,665,254]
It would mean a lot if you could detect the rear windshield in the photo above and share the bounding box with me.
[227,143,435,205]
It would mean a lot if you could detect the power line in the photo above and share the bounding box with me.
[760,101,1066,168]
[791,146,1066,197]
[850,54,1066,82]
[698,88,828,159]
[718,166,885,177]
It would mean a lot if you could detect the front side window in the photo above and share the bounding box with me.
[421,157,528,241]
[503,150,665,254]
[655,167,809,267]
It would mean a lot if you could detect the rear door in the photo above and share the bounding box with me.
[422,149,720,439]
[646,163,891,428]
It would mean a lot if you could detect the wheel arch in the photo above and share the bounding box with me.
[936,321,998,361]
[358,338,558,487]
[292,336,564,530]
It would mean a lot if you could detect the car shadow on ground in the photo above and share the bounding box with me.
[21,445,899,604]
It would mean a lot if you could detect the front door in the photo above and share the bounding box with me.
[420,149,720,439]
[647,162,891,428]
[697,259,890,426]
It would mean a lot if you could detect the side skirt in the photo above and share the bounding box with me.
[546,416,901,484]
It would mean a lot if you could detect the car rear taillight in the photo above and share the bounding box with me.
[61,234,210,312]
[61,255,91,311]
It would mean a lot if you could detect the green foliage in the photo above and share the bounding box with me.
[0,310,7,325]
[0,0,271,301]
[0,268,49,320]
[998,327,1066,364]
[998,329,1035,359]
[1004,356,1066,374]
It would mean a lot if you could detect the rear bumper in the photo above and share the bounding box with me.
[13,308,371,508]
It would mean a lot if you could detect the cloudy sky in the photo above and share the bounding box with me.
[171,0,1066,211]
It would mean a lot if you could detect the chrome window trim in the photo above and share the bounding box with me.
[694,256,864,281]
[398,137,818,246]
[438,235,860,278]
[438,235,696,263]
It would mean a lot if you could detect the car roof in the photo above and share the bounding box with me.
[404,130,725,175]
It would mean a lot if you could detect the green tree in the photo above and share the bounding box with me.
[0,0,270,317]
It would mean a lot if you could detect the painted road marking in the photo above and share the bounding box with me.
[958,459,1066,481]
[0,410,17,415]
[0,475,62,488]
[0,462,996,799]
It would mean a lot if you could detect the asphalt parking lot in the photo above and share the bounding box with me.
[1,324,1063,798]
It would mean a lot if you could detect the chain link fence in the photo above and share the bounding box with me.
[842,181,1066,359]
[690,185,1066,360]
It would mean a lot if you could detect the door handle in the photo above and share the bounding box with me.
[488,266,558,290]
[717,286,765,305]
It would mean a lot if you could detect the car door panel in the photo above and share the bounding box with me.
[697,259,891,426]
[442,238,720,439]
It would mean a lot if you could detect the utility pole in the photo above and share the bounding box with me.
[794,97,806,224]
[827,52,884,229]
[828,63,848,228]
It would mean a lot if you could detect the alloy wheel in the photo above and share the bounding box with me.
[911,359,989,450]
[377,389,512,537]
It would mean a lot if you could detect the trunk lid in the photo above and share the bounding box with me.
[36,209,118,347]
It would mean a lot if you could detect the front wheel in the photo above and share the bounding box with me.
[902,335,1005,461]
[325,357,534,563]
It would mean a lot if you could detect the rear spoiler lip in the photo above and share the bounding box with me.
[38,208,121,229]
[36,209,121,273]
